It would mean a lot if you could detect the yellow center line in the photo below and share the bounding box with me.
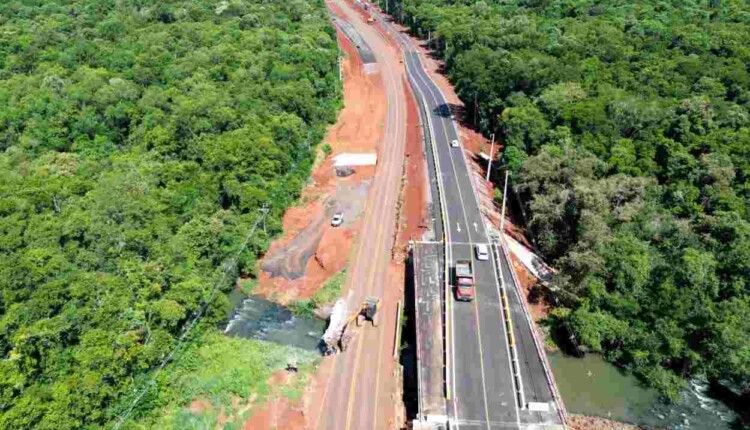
[325,2,407,429]
[342,18,400,430]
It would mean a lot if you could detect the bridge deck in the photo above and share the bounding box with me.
[413,241,446,420]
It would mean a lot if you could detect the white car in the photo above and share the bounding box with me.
[331,212,344,227]
[475,243,489,261]
[450,139,459,147]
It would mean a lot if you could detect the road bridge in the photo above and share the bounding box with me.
[327,1,567,428]
[360,3,568,428]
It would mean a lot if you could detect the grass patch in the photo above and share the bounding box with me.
[289,269,347,317]
[313,269,346,305]
[289,301,317,318]
[281,362,317,401]
[131,331,316,429]
[238,278,257,295]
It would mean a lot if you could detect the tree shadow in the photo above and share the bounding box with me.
[708,382,750,429]
[400,249,418,421]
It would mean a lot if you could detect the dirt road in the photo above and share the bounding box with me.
[314,1,409,429]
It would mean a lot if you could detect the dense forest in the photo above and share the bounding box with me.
[385,0,750,400]
[0,0,340,428]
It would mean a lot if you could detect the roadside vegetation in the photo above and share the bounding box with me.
[134,333,316,430]
[384,0,750,399]
[290,268,347,317]
[0,0,340,428]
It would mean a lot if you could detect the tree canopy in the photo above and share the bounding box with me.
[385,0,750,399]
[0,0,340,428]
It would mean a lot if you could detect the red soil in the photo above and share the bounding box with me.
[397,77,428,247]
[253,22,386,304]
[242,372,306,430]
[243,397,306,430]
[243,7,409,429]
[188,399,211,415]
[250,3,427,428]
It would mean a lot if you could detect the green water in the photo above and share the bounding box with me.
[547,352,739,429]
[548,352,659,422]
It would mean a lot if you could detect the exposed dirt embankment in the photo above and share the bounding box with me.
[395,75,429,254]
[241,1,429,426]
[252,24,385,305]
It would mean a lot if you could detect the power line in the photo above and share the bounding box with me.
[111,205,270,430]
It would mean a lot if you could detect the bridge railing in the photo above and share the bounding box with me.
[494,233,569,427]
[406,51,453,414]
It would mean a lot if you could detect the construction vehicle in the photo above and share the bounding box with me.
[455,260,475,301]
[321,297,381,355]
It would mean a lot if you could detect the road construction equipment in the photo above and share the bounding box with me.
[321,297,381,355]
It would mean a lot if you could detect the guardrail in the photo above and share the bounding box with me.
[490,242,526,412]
[496,236,568,427]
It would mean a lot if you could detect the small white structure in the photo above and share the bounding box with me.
[333,153,378,167]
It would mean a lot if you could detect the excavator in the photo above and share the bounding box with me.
[321,297,381,355]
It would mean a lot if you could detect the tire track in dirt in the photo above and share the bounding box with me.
[251,16,386,304]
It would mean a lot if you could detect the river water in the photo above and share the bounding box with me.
[548,352,742,429]
[223,292,326,352]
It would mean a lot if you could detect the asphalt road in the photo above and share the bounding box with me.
[370,4,565,429]
[377,16,521,430]
[329,2,563,429]
[497,245,563,426]
[404,50,520,430]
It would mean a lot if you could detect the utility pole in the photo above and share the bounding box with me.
[473,92,478,127]
[500,170,509,235]
[485,133,495,181]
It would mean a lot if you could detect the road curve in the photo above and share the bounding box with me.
[316,1,407,429]
[370,8,522,429]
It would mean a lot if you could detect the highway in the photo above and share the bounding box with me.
[367,3,565,428]
[404,41,520,430]
[323,1,564,429]
[372,10,521,430]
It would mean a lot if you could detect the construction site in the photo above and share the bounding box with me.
[241,1,569,429]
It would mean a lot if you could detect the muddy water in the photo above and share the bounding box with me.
[224,291,325,352]
[548,352,740,429]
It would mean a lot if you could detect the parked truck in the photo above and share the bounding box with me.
[454,260,475,301]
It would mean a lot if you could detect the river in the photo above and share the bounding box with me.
[548,352,743,429]
[223,292,326,352]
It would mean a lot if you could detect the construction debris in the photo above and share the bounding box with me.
[335,166,355,177]
[321,299,348,355]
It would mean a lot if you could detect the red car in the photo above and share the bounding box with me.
[455,277,475,301]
